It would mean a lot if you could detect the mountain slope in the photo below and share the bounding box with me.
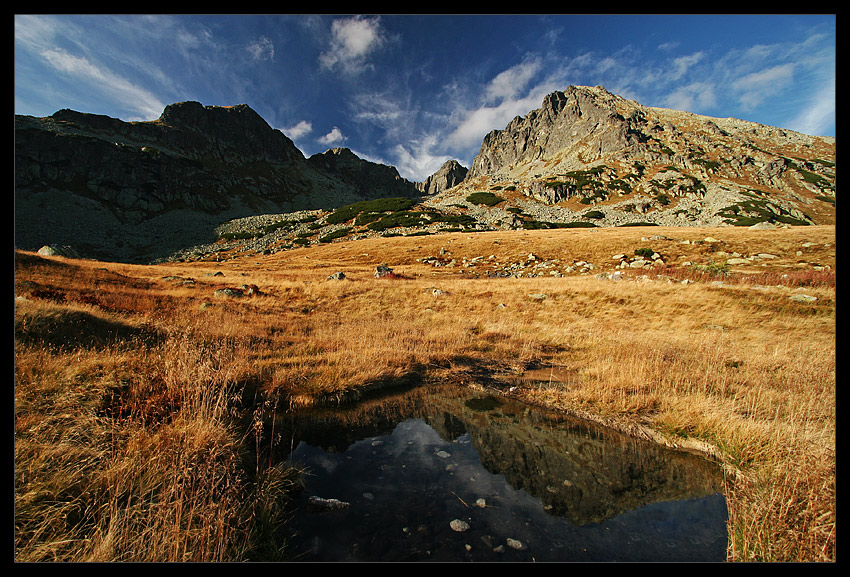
[426,85,834,230]
[14,102,419,262]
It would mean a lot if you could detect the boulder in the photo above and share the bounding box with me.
[374,264,394,278]
[37,245,80,258]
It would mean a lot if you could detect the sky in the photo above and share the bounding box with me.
[14,14,836,183]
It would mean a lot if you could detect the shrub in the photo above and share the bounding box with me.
[327,197,417,224]
[466,192,504,206]
[319,228,352,243]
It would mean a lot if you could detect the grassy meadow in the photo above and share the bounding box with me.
[14,225,835,562]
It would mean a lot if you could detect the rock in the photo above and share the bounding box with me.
[528,293,548,301]
[37,245,80,258]
[749,221,777,230]
[506,538,526,550]
[375,264,394,278]
[789,294,818,303]
[450,519,470,532]
[306,496,350,511]
[327,271,346,280]
[726,258,750,265]
[240,283,261,295]
[417,159,469,195]
[213,287,244,298]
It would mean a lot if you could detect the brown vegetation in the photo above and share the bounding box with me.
[14,225,835,562]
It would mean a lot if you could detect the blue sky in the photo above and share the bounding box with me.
[15,14,835,182]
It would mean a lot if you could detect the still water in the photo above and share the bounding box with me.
[273,384,727,562]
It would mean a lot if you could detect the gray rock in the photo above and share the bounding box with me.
[789,294,818,303]
[213,287,244,298]
[306,496,350,511]
[37,245,80,258]
[375,264,394,278]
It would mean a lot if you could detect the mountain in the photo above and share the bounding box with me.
[416,159,469,195]
[15,86,835,263]
[14,101,419,262]
[427,85,834,230]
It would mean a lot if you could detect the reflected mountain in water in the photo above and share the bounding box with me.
[270,384,727,561]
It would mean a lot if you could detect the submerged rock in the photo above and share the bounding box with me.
[450,519,470,532]
[307,496,350,511]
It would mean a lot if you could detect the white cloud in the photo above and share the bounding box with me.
[670,52,705,81]
[731,63,795,110]
[391,137,453,183]
[318,126,347,146]
[484,58,542,103]
[246,36,275,61]
[663,82,717,113]
[319,16,386,75]
[787,80,835,136]
[283,120,312,139]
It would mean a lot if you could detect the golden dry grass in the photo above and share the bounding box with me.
[14,224,835,562]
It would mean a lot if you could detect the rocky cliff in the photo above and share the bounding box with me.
[306,147,420,199]
[416,159,469,195]
[15,102,422,261]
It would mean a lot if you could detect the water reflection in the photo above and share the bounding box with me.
[273,384,727,562]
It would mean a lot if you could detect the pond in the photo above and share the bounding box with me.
[271,383,728,562]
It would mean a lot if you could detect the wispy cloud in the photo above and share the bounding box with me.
[731,63,795,110]
[484,57,543,103]
[22,36,166,121]
[786,78,835,136]
[663,82,718,114]
[246,36,275,61]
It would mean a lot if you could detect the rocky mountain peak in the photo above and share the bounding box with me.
[417,159,469,195]
[431,84,833,231]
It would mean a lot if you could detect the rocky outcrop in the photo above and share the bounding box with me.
[306,147,420,200]
[416,159,469,195]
